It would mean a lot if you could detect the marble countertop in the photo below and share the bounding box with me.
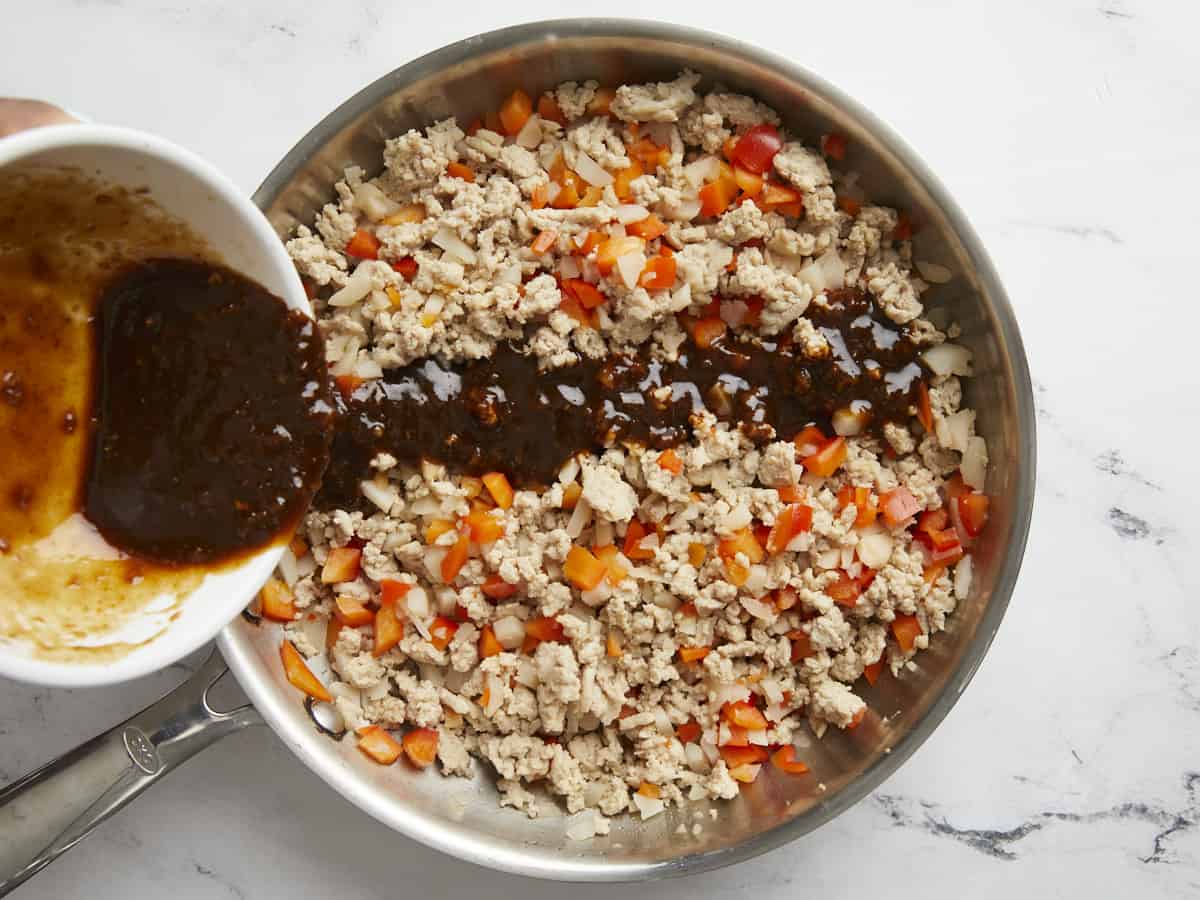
[3,0,1198,896]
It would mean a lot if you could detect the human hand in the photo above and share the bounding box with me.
[0,99,76,139]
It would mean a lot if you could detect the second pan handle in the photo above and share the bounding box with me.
[0,650,260,897]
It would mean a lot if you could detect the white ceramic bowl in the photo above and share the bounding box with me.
[0,123,310,688]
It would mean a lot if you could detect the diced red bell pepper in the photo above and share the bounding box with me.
[731,124,783,174]
[402,727,439,768]
[802,437,847,478]
[280,640,332,702]
[958,492,990,536]
[879,487,922,527]
[826,571,862,608]
[767,503,813,554]
[345,229,380,260]
[892,614,922,653]
[481,573,519,600]
[771,745,810,775]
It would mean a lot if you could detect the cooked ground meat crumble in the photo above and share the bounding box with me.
[261,71,992,832]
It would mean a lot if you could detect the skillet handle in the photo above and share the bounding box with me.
[0,649,261,897]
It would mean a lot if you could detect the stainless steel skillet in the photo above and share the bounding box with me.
[0,18,1035,892]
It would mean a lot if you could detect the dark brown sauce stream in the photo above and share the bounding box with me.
[319,288,922,511]
[85,259,334,565]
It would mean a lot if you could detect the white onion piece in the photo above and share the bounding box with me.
[845,560,862,578]
[652,707,673,735]
[700,733,720,765]
[916,260,953,283]
[360,479,397,513]
[328,265,374,307]
[515,115,543,149]
[493,615,526,650]
[857,527,894,568]
[607,222,627,238]
[498,263,523,285]
[683,155,720,188]
[665,196,702,221]
[432,226,477,265]
[651,591,680,612]
[408,496,440,516]
[816,249,846,289]
[566,497,592,538]
[515,658,538,688]
[581,259,601,283]
[558,456,580,484]
[632,793,666,820]
[277,546,301,587]
[815,547,841,570]
[922,342,973,376]
[558,256,581,279]
[832,405,870,437]
[740,596,776,621]
[747,728,770,747]
[615,251,645,290]
[764,703,787,723]
[566,812,603,842]
[685,742,709,772]
[435,586,458,616]
[795,258,826,295]
[545,181,562,204]
[713,683,750,707]
[671,282,692,309]
[594,519,614,548]
[938,409,974,453]
[402,589,430,631]
[580,580,613,608]
[574,150,614,187]
[961,436,988,490]
[785,531,813,552]
[954,555,973,599]
[353,182,401,222]
[615,203,650,224]
[353,358,383,380]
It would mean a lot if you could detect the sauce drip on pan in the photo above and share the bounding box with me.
[319,287,922,510]
[85,258,334,565]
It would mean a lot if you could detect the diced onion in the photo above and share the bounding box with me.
[747,728,770,747]
[580,580,613,607]
[785,531,813,552]
[328,265,374,307]
[615,252,645,290]
[856,527,894,568]
[632,793,666,820]
[832,405,870,437]
[353,358,383,380]
[594,520,614,547]
[760,678,784,705]
[916,260,953,284]
[652,707,673,735]
[558,256,581,279]
[404,585,431,620]
[615,204,650,224]
[484,675,504,715]
[545,182,562,204]
[516,115,543,150]
[566,496,592,537]
[432,226,477,265]
[816,249,846,289]
[558,457,580,484]
[435,586,458,616]
[567,812,601,842]
[922,343,973,377]
[938,409,974,453]
[353,182,401,222]
[665,196,702,221]
[493,615,526,650]
[954,555,973,599]
[961,436,988,490]
[671,282,692,309]
[685,742,709,772]
[815,547,841,570]
[607,222,627,238]
[683,155,720,188]
[740,596,776,621]
[574,151,614,187]
[713,683,750,707]
[360,478,397,513]
[277,545,301,587]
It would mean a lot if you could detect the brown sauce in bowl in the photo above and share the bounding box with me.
[0,168,332,660]
[85,258,333,565]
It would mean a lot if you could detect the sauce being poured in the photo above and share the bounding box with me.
[0,168,332,661]
[318,287,922,511]
[85,258,333,565]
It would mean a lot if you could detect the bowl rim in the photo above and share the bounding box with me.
[0,122,304,688]
[238,16,1037,881]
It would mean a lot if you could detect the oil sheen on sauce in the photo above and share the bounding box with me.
[318,287,924,512]
[0,169,331,662]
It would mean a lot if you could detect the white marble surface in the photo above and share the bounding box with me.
[3,0,1199,896]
